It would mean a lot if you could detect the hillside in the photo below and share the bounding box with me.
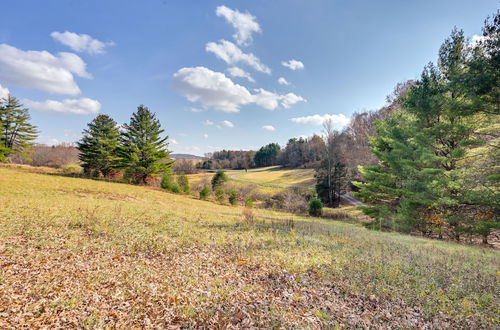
[170,153,205,160]
[0,165,498,328]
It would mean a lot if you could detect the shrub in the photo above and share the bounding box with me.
[170,185,181,194]
[309,196,323,216]
[211,170,228,190]
[215,188,225,203]
[265,188,310,214]
[228,189,238,206]
[177,174,190,194]
[245,195,254,208]
[200,187,210,200]
[161,168,174,190]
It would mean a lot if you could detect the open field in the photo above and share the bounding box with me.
[0,164,499,328]
[232,166,315,188]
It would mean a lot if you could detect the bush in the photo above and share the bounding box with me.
[309,196,323,216]
[177,174,190,194]
[228,189,238,205]
[265,188,310,214]
[245,195,254,208]
[161,168,174,190]
[170,185,181,193]
[211,170,228,190]
[200,187,210,200]
[215,188,225,203]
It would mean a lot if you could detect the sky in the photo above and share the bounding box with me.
[0,0,497,156]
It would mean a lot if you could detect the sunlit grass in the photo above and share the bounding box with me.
[0,165,498,327]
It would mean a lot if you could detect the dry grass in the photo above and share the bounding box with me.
[235,166,315,187]
[0,165,498,328]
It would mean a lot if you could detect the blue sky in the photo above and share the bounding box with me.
[0,0,497,155]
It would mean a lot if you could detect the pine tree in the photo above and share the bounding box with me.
[355,25,499,238]
[0,95,38,161]
[120,105,173,184]
[77,114,121,177]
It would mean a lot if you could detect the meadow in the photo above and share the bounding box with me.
[0,164,498,328]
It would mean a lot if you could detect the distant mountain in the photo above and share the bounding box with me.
[170,153,205,160]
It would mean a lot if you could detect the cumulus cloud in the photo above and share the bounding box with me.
[173,66,253,112]
[189,107,204,113]
[206,40,271,74]
[227,66,255,82]
[221,120,234,128]
[173,67,305,112]
[0,44,91,95]
[277,77,290,85]
[282,59,304,71]
[216,5,261,46]
[51,31,115,55]
[470,34,487,47]
[24,98,101,115]
[253,88,305,110]
[262,125,275,131]
[0,84,9,100]
[290,114,350,127]
[202,119,214,126]
[203,133,209,139]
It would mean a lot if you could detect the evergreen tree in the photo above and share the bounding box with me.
[211,170,228,190]
[77,114,121,177]
[254,143,280,167]
[120,105,173,184]
[356,25,499,238]
[0,95,38,160]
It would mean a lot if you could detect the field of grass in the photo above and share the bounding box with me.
[233,166,315,188]
[0,164,498,328]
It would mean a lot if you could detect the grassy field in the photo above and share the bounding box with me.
[232,166,315,187]
[0,165,499,328]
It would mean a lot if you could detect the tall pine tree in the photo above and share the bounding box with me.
[0,95,38,161]
[356,25,499,240]
[77,114,121,177]
[120,105,173,184]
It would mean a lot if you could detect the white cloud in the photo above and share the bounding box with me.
[253,88,306,110]
[189,107,204,113]
[24,98,101,115]
[203,133,208,139]
[470,34,486,47]
[282,59,304,71]
[227,66,255,82]
[206,40,271,74]
[221,120,234,128]
[51,31,115,55]
[173,66,253,112]
[0,43,91,95]
[202,119,214,126]
[173,67,305,112]
[290,114,350,127]
[216,5,261,46]
[280,93,306,108]
[262,125,275,131]
[277,77,290,85]
[0,84,9,100]
[170,138,178,145]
